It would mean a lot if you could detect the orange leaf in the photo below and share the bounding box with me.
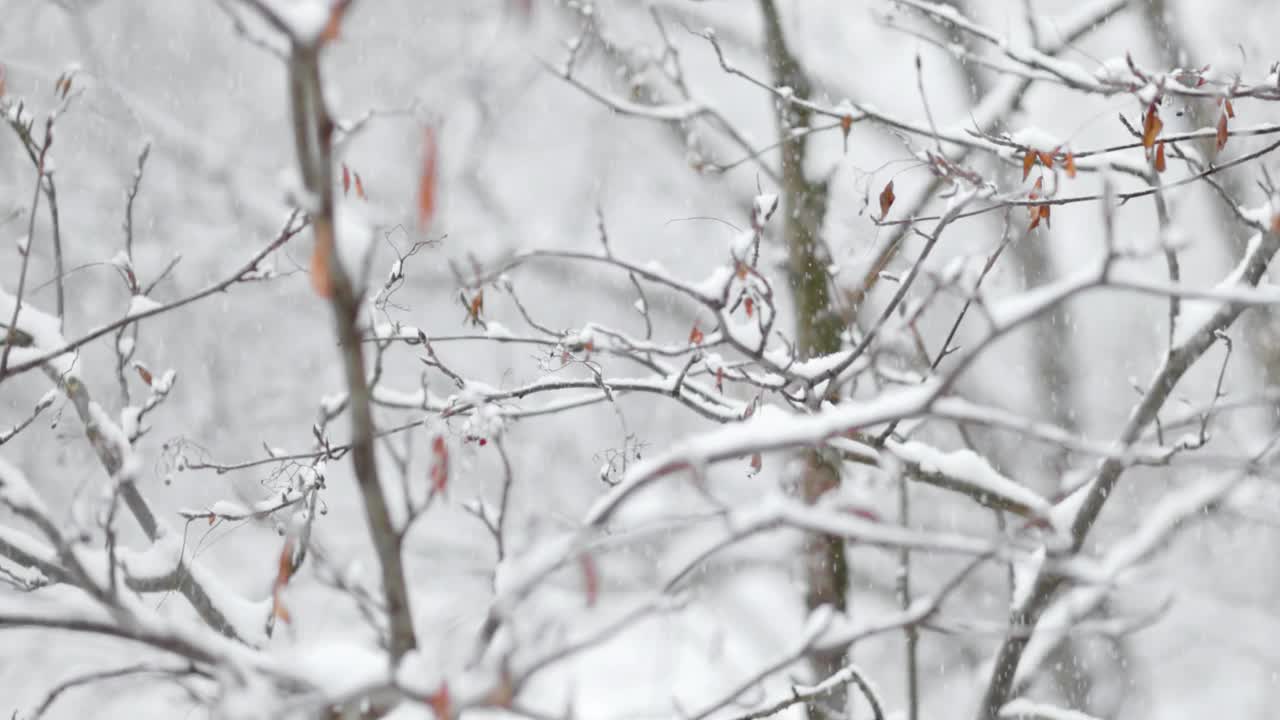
[310,219,335,298]
[744,297,754,318]
[135,364,153,386]
[1038,151,1055,169]
[1022,151,1036,181]
[341,164,351,196]
[418,127,439,229]
[1142,105,1163,149]
[1064,152,1077,179]
[271,539,296,623]
[1028,204,1042,230]
[320,0,352,44]
[1225,98,1235,119]
[1040,204,1051,229]
[1216,113,1229,152]
[688,323,704,345]
[1154,141,1167,172]
[1031,176,1043,196]
[430,435,449,497]
[272,590,292,623]
[275,538,295,590]
[878,180,895,219]
[580,553,599,608]
[353,172,366,200]
[465,290,483,326]
[426,684,452,720]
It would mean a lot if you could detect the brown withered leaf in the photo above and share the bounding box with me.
[688,323,705,346]
[465,290,484,326]
[320,0,352,44]
[341,164,350,196]
[878,180,895,219]
[418,126,439,229]
[749,453,762,473]
[1216,113,1229,152]
[353,171,366,200]
[1022,151,1036,181]
[1154,141,1167,172]
[426,684,452,720]
[1040,204,1051,229]
[430,435,449,497]
[275,538,295,589]
[744,296,754,318]
[580,553,599,608]
[271,538,296,623]
[1064,152,1077,178]
[1038,151,1055,169]
[1142,105,1163,149]
[310,218,335,298]
[135,364,153,386]
[1225,98,1235,119]
[1029,204,1043,230]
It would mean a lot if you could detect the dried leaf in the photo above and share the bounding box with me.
[580,553,599,608]
[878,180,895,219]
[749,453,762,473]
[353,172,366,200]
[744,296,754,318]
[1064,152,1077,178]
[1142,104,1163,149]
[426,683,452,720]
[735,261,749,280]
[341,164,351,196]
[1154,140,1167,172]
[1225,98,1235,119]
[1038,151,1055,169]
[1040,204,1051,228]
[310,218,335,298]
[418,126,439,229]
[845,505,881,522]
[321,0,352,43]
[135,364,153,386]
[715,367,724,393]
[465,290,483,326]
[430,435,449,497]
[840,114,853,153]
[275,538,295,589]
[271,538,296,623]
[1029,204,1043,230]
[1021,151,1036,181]
[1216,112,1229,152]
[688,323,704,345]
[1031,176,1043,196]
[272,593,291,623]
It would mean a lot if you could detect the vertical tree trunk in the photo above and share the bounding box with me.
[757,3,849,717]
